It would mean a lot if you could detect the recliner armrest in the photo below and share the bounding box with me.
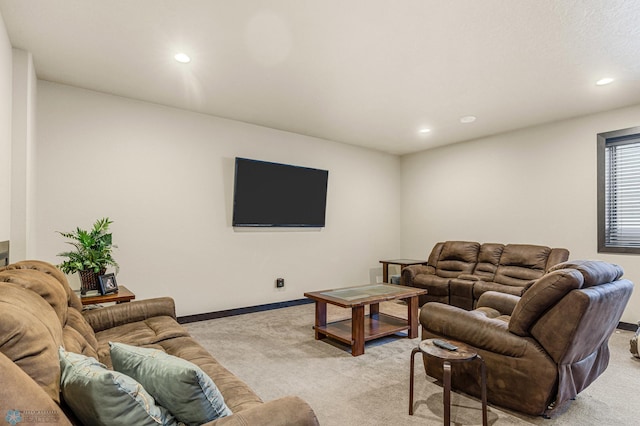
[476,291,520,316]
[420,302,527,357]
[83,297,177,332]
[206,396,319,426]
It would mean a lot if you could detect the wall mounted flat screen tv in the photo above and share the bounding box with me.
[232,157,329,227]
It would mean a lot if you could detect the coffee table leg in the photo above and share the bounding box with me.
[443,361,451,425]
[407,296,420,338]
[370,302,380,319]
[314,301,327,340]
[352,305,365,356]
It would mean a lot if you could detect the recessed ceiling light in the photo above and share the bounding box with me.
[596,77,614,86]
[460,115,477,124]
[419,128,432,134]
[174,53,191,64]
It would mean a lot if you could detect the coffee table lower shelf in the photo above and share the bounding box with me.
[315,313,409,346]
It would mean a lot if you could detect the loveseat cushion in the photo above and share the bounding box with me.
[0,261,101,357]
[91,311,264,414]
[162,336,266,414]
[0,283,63,403]
[63,326,100,360]
[94,316,190,367]
[0,269,69,325]
[64,308,100,355]
[110,342,232,424]
[59,348,177,426]
[0,259,84,312]
[433,241,480,277]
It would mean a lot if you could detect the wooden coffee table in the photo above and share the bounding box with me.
[304,284,427,356]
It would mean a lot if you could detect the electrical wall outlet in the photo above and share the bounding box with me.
[276,278,285,288]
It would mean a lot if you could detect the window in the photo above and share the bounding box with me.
[597,126,640,254]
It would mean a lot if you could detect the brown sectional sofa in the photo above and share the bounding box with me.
[0,260,318,426]
[402,241,569,309]
[419,260,634,416]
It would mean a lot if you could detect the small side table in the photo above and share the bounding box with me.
[379,259,426,283]
[409,338,487,426]
[80,285,136,306]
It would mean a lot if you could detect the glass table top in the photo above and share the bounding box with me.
[320,284,408,301]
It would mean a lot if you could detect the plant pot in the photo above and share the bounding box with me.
[79,268,106,295]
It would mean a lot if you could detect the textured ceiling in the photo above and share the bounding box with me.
[2,0,640,155]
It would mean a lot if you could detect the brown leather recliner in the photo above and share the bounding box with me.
[419,260,633,417]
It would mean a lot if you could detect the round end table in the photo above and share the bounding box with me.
[409,338,488,426]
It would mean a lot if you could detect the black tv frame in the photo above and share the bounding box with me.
[232,157,329,228]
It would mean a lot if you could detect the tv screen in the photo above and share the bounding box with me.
[232,157,329,227]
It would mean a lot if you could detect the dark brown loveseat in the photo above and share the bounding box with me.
[419,260,633,417]
[402,241,569,309]
[0,260,318,425]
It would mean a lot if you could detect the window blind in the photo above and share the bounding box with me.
[604,136,640,248]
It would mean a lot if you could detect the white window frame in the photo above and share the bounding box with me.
[597,126,640,254]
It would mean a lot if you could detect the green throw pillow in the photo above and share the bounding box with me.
[58,347,177,426]
[109,342,232,425]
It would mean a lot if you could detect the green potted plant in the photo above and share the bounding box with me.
[57,217,119,294]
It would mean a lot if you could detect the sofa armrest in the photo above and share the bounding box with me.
[420,302,527,357]
[206,396,319,426]
[401,264,434,286]
[83,297,176,332]
[476,291,520,316]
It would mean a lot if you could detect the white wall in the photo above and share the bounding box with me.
[401,104,640,323]
[36,81,401,316]
[11,48,37,260]
[0,13,12,243]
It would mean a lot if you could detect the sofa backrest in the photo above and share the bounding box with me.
[493,244,568,287]
[471,243,504,280]
[427,242,445,266]
[545,247,571,271]
[0,274,64,403]
[0,260,101,403]
[429,241,480,278]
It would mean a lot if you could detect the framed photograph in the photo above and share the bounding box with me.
[98,273,118,295]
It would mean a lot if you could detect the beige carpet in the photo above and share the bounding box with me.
[185,301,639,425]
